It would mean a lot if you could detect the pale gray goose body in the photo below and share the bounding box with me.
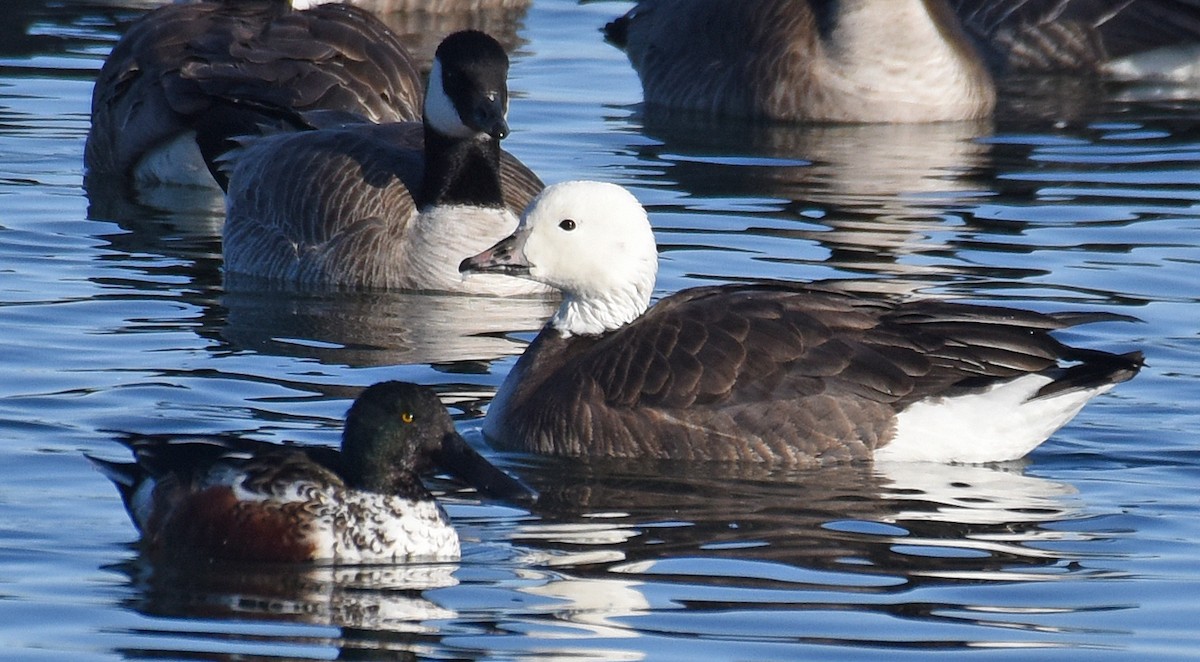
[220,30,550,294]
[604,0,1200,123]
[461,181,1143,466]
[85,0,422,190]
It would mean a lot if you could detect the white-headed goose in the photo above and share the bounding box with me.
[220,30,551,294]
[604,0,1200,123]
[85,0,422,190]
[460,181,1143,466]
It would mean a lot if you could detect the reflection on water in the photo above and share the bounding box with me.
[519,458,1090,576]
[633,112,998,295]
[220,287,555,369]
[121,558,458,629]
[365,0,531,70]
[106,459,1120,657]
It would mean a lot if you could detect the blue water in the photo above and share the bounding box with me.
[1,1,1199,659]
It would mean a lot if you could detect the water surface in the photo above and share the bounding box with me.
[1,1,1198,660]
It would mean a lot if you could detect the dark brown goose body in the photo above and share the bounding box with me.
[485,283,1142,466]
[85,0,422,186]
[460,181,1142,465]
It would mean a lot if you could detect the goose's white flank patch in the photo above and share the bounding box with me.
[880,374,1115,463]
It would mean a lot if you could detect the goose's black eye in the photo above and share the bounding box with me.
[559,219,576,231]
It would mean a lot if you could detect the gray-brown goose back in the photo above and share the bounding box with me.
[604,0,995,123]
[222,121,544,291]
[605,0,1200,123]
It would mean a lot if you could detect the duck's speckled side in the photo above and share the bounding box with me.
[87,381,532,563]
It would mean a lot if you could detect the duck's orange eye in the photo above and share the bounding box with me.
[401,412,414,424]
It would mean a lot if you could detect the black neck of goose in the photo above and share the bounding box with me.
[419,123,506,209]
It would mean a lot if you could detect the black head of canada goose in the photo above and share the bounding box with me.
[85,0,423,190]
[460,181,1143,466]
[219,29,551,295]
[604,0,1200,123]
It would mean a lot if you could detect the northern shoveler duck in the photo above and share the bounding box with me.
[87,381,533,563]
[218,30,551,294]
[84,0,422,190]
[603,0,1200,123]
[460,181,1144,466]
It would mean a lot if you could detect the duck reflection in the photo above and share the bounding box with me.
[115,556,457,634]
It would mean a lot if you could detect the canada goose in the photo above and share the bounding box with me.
[460,181,1143,466]
[85,0,422,190]
[220,29,551,294]
[87,381,532,563]
[605,0,1200,123]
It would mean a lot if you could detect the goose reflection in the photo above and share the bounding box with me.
[516,456,1094,584]
[87,182,555,370]
[633,112,996,294]
[219,286,556,368]
[364,0,531,71]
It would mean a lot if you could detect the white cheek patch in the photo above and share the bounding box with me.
[425,60,477,139]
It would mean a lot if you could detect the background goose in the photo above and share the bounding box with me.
[460,181,1143,466]
[85,0,422,191]
[86,381,532,563]
[604,0,1200,123]
[220,29,550,294]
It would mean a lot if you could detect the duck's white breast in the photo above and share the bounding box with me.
[311,491,460,562]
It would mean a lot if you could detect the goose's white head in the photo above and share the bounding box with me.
[460,181,659,336]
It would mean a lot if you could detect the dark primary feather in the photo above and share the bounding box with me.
[493,283,1142,464]
[950,0,1200,73]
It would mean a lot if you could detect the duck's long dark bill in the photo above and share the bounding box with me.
[439,432,536,503]
[459,233,530,276]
